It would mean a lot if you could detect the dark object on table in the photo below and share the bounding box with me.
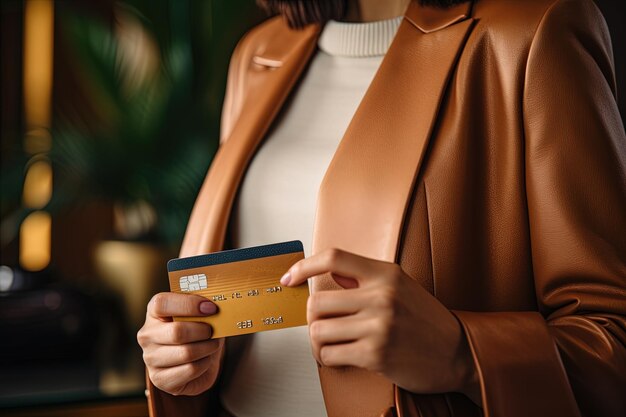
[0,277,100,364]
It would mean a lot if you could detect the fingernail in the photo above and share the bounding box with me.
[199,301,217,315]
[280,272,291,286]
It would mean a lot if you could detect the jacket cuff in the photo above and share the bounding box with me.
[452,311,580,417]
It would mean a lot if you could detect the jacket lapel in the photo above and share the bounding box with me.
[311,2,475,416]
[180,22,319,257]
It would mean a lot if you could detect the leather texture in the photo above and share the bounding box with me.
[146,0,626,416]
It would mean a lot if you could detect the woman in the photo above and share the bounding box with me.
[137,0,626,416]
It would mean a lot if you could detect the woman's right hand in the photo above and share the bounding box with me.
[137,292,220,396]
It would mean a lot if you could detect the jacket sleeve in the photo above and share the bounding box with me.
[455,0,626,416]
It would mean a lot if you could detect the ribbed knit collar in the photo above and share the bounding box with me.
[318,16,403,58]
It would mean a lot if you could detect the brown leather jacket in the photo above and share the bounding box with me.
[146,0,626,416]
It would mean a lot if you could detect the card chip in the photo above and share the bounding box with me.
[179,274,208,292]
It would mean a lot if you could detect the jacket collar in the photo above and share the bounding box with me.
[251,0,475,66]
[405,0,473,33]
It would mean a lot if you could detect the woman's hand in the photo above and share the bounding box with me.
[281,248,480,401]
[137,292,221,396]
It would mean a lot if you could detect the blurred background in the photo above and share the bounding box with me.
[0,0,624,416]
[1,0,263,415]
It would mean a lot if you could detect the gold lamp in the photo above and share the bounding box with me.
[20,0,54,272]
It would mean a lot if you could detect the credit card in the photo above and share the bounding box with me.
[167,240,308,338]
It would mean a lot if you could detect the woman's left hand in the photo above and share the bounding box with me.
[280,248,479,399]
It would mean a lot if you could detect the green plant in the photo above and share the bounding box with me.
[0,0,263,249]
[50,1,239,246]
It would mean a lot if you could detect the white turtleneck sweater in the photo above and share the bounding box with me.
[219,16,403,417]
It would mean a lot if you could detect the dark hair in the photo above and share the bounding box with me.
[257,0,468,29]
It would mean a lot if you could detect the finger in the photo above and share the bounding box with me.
[283,249,389,287]
[309,316,374,345]
[307,288,371,322]
[332,274,359,289]
[318,340,373,369]
[148,321,213,345]
[150,355,213,394]
[148,292,217,320]
[309,317,374,362]
[177,371,217,396]
[144,339,221,368]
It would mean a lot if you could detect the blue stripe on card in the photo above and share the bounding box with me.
[167,240,304,272]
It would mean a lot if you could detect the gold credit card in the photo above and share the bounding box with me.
[167,240,308,338]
